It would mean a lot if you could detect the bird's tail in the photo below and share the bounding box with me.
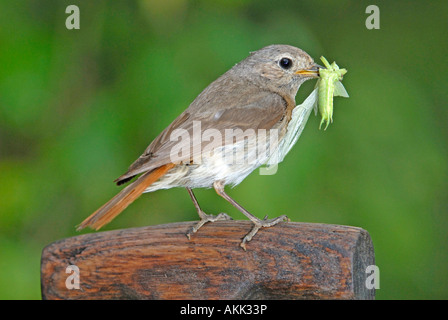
[77,163,175,231]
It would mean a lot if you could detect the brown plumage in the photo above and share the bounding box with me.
[77,44,320,249]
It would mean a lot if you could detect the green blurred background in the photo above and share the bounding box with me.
[0,0,447,299]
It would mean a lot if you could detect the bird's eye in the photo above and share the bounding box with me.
[279,57,293,69]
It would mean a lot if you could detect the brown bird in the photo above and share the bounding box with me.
[77,44,320,249]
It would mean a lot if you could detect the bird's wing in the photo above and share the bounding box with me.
[115,91,288,185]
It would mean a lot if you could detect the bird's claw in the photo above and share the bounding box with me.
[186,212,232,239]
[240,215,289,250]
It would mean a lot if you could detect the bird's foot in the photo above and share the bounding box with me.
[240,215,290,250]
[186,212,232,240]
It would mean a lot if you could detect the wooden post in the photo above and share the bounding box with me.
[41,221,375,300]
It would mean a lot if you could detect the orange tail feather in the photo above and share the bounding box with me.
[77,163,175,231]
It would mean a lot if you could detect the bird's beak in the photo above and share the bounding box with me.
[295,64,322,78]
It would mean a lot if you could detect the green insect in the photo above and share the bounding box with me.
[316,56,349,130]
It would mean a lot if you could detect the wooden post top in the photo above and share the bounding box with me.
[41,221,375,300]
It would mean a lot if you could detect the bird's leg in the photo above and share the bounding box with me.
[185,187,232,239]
[213,180,289,250]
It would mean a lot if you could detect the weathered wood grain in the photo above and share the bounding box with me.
[41,221,375,300]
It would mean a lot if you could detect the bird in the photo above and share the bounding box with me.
[77,44,320,249]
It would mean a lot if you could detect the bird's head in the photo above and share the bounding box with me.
[237,44,321,96]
